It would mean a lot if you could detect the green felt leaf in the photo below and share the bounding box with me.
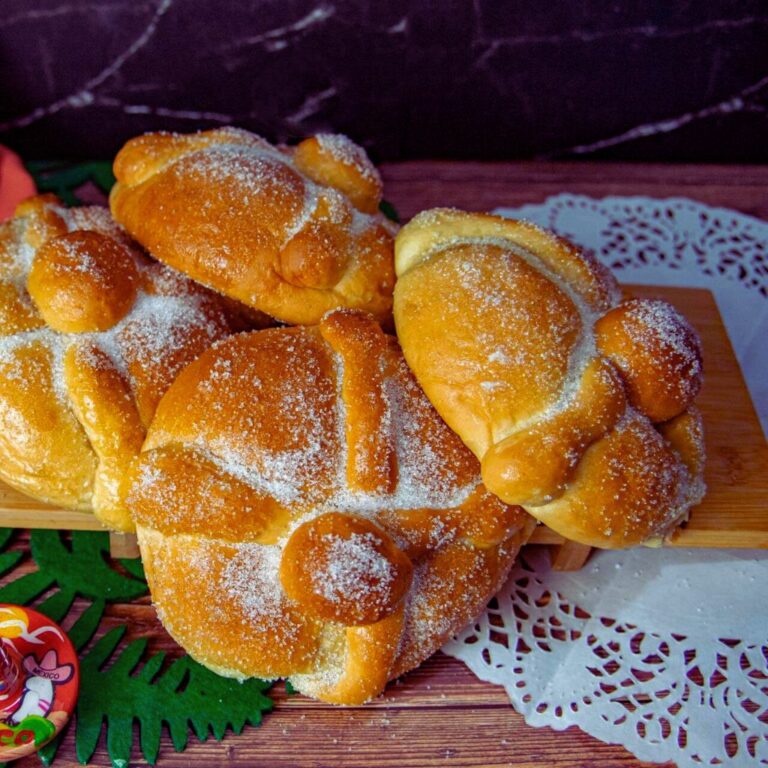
[36,729,63,766]
[379,199,400,223]
[75,631,272,767]
[91,163,117,193]
[105,715,133,767]
[85,625,127,668]
[26,160,116,205]
[57,189,80,207]
[0,529,273,767]
[0,549,23,578]
[0,528,19,582]
[137,650,165,683]
[68,598,107,652]
[0,528,15,549]
[118,557,146,582]
[0,568,55,605]
[74,711,103,766]
[37,600,108,765]
[140,716,162,765]
[36,586,76,623]
[30,530,147,602]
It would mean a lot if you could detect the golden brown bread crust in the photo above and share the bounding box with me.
[393,209,706,548]
[594,298,702,422]
[27,230,140,333]
[128,310,533,704]
[0,194,240,530]
[279,512,414,626]
[110,128,395,326]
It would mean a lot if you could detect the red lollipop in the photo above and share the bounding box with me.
[0,605,79,760]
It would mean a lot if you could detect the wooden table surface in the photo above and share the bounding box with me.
[11,160,768,768]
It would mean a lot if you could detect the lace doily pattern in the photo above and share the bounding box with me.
[442,195,768,767]
[510,195,768,298]
[445,550,768,766]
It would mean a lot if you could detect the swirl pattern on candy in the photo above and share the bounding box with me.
[110,128,395,326]
[127,310,533,704]
[0,195,240,531]
[393,209,705,548]
[0,604,79,761]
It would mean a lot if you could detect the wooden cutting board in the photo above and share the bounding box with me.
[1,285,765,559]
[605,285,767,549]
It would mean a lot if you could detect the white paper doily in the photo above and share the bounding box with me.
[441,195,768,767]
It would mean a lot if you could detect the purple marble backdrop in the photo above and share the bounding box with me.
[1,0,767,161]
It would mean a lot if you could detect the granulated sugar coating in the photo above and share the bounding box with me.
[592,297,705,427]
[393,208,706,550]
[315,133,382,187]
[315,532,395,606]
[131,309,533,704]
[110,127,395,326]
[0,195,236,527]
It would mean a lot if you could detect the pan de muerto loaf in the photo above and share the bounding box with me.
[127,309,533,704]
[110,128,395,326]
[393,209,705,548]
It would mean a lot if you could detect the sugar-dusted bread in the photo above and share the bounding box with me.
[393,209,706,548]
[0,194,243,531]
[128,310,533,704]
[110,128,395,326]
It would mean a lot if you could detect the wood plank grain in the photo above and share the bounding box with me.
[0,487,106,530]
[7,587,672,768]
[630,286,768,547]
[551,541,593,570]
[12,657,673,768]
[108,532,141,558]
[380,161,768,221]
[6,546,676,768]
[529,526,566,545]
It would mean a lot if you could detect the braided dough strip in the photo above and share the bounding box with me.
[110,128,396,326]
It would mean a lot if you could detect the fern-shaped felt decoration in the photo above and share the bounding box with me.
[0,529,148,765]
[0,530,274,767]
[0,528,23,575]
[73,627,273,767]
[25,160,116,205]
[0,530,148,622]
[379,199,400,223]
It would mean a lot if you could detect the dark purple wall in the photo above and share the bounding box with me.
[1,0,767,162]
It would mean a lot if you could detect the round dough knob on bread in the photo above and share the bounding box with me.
[278,221,349,289]
[393,209,706,548]
[28,230,139,333]
[595,298,703,422]
[293,134,383,214]
[280,512,413,625]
